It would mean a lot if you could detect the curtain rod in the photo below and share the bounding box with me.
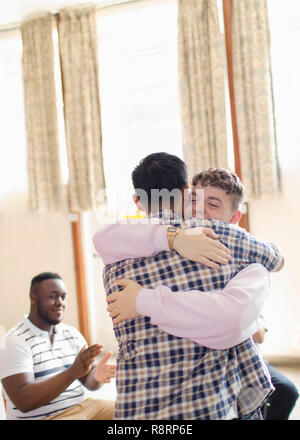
[0,0,169,33]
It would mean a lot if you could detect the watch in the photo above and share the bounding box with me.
[166,226,179,250]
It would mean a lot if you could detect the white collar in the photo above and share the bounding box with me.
[24,315,61,338]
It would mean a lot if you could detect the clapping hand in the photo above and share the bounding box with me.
[94,351,116,383]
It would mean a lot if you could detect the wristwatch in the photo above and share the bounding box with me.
[166,226,179,250]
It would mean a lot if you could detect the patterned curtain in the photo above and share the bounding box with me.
[57,6,106,212]
[21,15,64,210]
[178,0,229,180]
[231,0,281,199]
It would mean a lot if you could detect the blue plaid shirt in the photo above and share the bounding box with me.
[103,211,281,419]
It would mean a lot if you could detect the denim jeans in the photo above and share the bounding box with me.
[263,363,299,420]
[239,408,263,420]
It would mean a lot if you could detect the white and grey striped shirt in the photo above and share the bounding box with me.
[0,316,87,420]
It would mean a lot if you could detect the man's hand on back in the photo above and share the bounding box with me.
[106,279,142,324]
[173,227,232,269]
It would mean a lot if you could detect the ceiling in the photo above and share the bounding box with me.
[0,0,128,27]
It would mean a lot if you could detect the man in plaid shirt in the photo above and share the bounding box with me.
[95,153,283,420]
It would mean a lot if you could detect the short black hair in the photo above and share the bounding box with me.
[30,272,62,291]
[131,152,187,209]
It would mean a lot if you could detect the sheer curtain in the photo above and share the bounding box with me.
[57,6,106,212]
[178,0,229,180]
[231,0,281,199]
[21,15,64,210]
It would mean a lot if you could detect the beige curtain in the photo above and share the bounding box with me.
[57,6,105,212]
[232,0,281,199]
[21,15,64,210]
[178,0,229,180]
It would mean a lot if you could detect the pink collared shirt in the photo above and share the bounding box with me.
[93,222,269,349]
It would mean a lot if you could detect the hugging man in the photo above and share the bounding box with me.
[94,153,283,420]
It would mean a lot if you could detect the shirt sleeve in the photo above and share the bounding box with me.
[135,263,270,349]
[202,220,283,272]
[93,222,169,264]
[0,335,34,379]
[239,234,283,272]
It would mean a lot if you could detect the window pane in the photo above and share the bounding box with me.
[268,0,300,167]
[0,35,27,200]
[97,1,182,218]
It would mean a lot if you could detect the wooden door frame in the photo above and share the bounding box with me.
[70,213,91,346]
[223,0,250,231]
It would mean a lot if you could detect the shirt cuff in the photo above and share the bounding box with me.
[136,287,157,317]
[152,225,169,252]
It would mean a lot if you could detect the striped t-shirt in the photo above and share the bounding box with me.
[0,316,86,420]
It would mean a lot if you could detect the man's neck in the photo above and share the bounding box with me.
[28,312,55,339]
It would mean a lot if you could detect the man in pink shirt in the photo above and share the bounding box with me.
[94,167,283,350]
[93,155,283,419]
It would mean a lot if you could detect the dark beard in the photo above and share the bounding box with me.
[36,303,61,326]
[43,317,60,325]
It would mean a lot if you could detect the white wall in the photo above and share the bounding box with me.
[83,212,118,353]
[249,170,300,357]
[250,0,300,357]
[0,193,79,333]
[0,33,79,332]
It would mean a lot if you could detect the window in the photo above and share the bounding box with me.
[0,33,27,200]
[95,0,236,222]
[97,0,183,219]
[268,0,300,168]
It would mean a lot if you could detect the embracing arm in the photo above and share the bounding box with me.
[204,219,284,273]
[93,222,169,264]
[107,264,269,349]
[273,257,284,272]
[93,222,231,268]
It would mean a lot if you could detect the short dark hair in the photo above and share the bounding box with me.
[192,168,244,211]
[131,152,187,210]
[30,272,62,292]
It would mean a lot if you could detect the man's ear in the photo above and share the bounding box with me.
[132,194,145,212]
[229,210,242,225]
[30,291,38,305]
